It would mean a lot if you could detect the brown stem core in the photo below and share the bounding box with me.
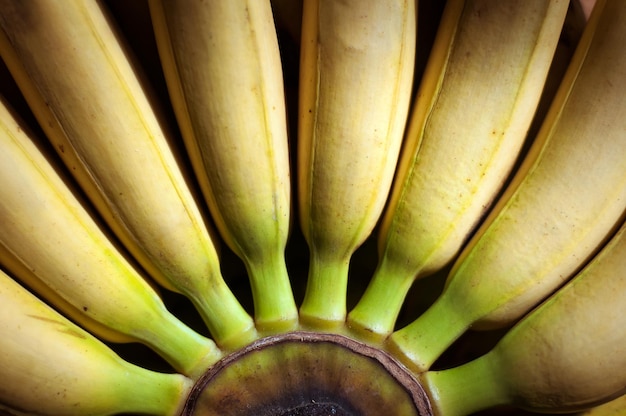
[182,331,432,416]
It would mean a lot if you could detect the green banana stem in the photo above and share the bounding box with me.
[144,309,223,379]
[245,251,299,334]
[420,357,509,416]
[387,294,474,373]
[109,368,193,416]
[348,258,416,337]
[185,290,258,352]
[299,251,351,328]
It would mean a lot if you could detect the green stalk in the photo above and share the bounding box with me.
[387,294,473,373]
[246,251,299,334]
[348,258,416,337]
[420,355,509,416]
[108,362,193,416]
[299,251,351,329]
[186,284,258,351]
[146,308,222,380]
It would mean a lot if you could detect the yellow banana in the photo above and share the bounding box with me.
[348,0,569,338]
[297,0,416,327]
[0,0,255,348]
[388,0,626,372]
[0,268,191,416]
[420,218,626,415]
[148,0,297,333]
[0,96,219,378]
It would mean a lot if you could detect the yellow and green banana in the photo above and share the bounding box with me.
[297,0,417,327]
[421,217,626,415]
[0,267,191,416]
[389,0,626,373]
[0,0,255,350]
[348,0,569,338]
[0,95,219,378]
[149,0,297,333]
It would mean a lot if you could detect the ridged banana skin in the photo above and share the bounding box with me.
[298,0,416,325]
[0,0,255,348]
[389,0,626,372]
[348,0,569,337]
[0,97,220,378]
[422,218,626,416]
[148,0,297,332]
[0,269,191,416]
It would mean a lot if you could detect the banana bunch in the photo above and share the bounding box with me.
[0,0,625,415]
